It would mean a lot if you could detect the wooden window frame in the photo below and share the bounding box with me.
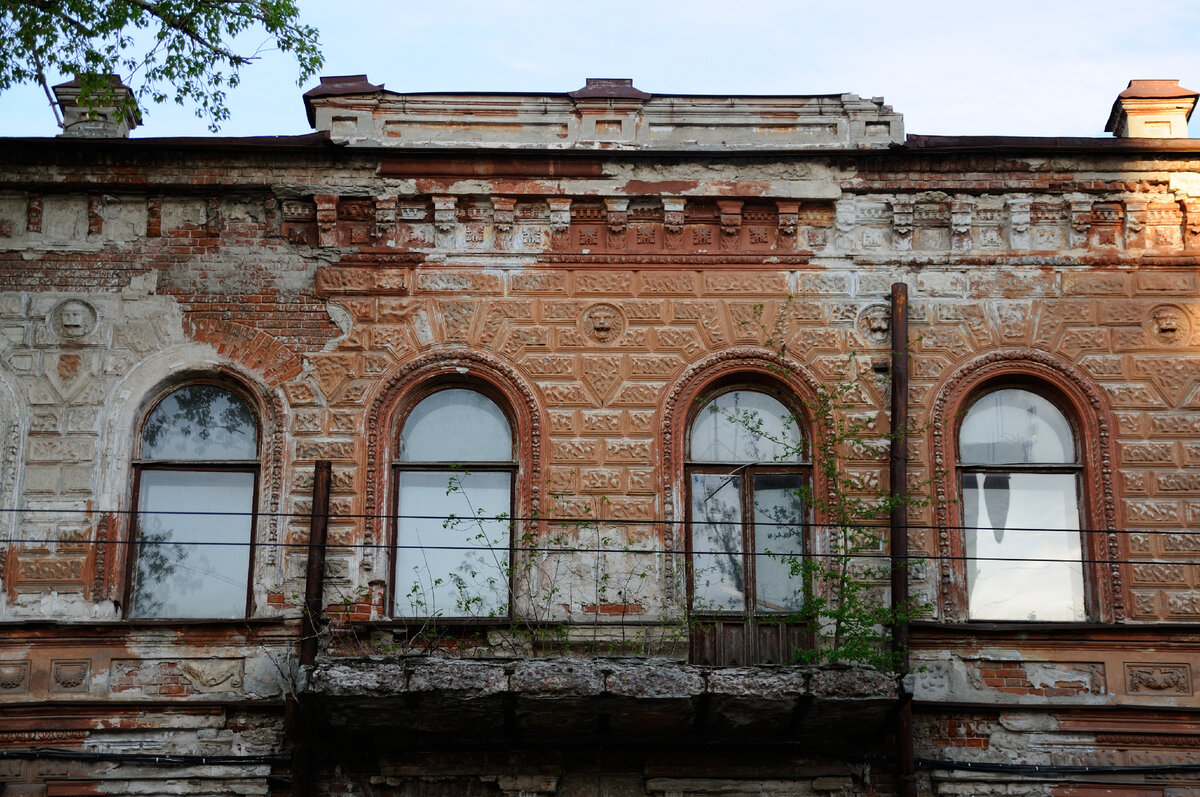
[126,380,261,619]
[388,383,518,621]
[683,384,813,665]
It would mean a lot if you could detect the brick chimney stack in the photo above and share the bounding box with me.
[1105,79,1198,138]
[52,76,141,138]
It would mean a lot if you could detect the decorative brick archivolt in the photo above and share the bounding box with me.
[0,366,25,584]
[659,347,824,601]
[929,350,1121,622]
[363,350,544,579]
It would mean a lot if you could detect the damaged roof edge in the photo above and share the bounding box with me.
[301,74,904,151]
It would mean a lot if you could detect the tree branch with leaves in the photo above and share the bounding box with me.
[0,0,323,130]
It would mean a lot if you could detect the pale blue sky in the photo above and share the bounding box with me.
[2,0,1198,139]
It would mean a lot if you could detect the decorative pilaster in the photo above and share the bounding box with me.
[432,195,457,248]
[1124,199,1147,249]
[374,195,397,246]
[663,198,686,250]
[1068,198,1093,249]
[717,199,743,250]
[548,198,572,249]
[314,195,338,247]
[890,199,912,251]
[26,192,42,233]
[1183,200,1200,252]
[834,198,856,252]
[950,197,973,252]
[87,195,103,236]
[604,198,628,249]
[492,196,516,250]
[205,195,221,234]
[776,200,798,250]
[261,196,278,238]
[1007,197,1031,250]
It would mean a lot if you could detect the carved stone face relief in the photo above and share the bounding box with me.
[858,304,891,344]
[582,303,625,343]
[51,299,98,341]
[1147,304,1190,345]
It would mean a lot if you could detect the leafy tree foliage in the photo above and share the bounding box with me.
[0,0,323,130]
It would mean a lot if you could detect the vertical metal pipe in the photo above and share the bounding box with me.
[301,459,332,667]
[291,459,331,797]
[889,283,916,797]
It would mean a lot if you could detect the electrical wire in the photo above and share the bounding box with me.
[0,536,1187,568]
[0,504,1195,538]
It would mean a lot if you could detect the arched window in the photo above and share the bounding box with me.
[129,383,259,618]
[959,388,1085,621]
[687,389,808,616]
[393,387,514,618]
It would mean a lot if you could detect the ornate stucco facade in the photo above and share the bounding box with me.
[1,76,1199,796]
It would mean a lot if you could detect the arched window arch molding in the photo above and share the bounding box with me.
[929,350,1121,623]
[364,351,544,581]
[97,345,286,612]
[661,347,823,607]
[0,365,27,547]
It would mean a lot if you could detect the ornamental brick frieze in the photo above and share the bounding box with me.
[269,190,1200,261]
[277,194,829,257]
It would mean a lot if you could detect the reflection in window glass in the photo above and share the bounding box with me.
[131,470,254,618]
[691,473,745,612]
[960,389,1084,621]
[687,390,808,616]
[141,384,257,460]
[132,385,258,619]
[753,473,806,613]
[394,389,514,618]
[963,473,1084,621]
[690,391,806,464]
[959,389,1073,465]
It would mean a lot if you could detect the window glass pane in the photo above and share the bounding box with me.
[131,470,254,618]
[690,391,805,463]
[395,470,510,617]
[963,472,1084,621]
[753,473,806,613]
[690,472,745,612]
[141,385,257,461]
[401,389,512,462]
[959,389,1074,465]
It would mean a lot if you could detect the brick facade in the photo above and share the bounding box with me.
[1,79,1199,795]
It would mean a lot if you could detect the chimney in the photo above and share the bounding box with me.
[52,75,141,138]
[1105,79,1198,138]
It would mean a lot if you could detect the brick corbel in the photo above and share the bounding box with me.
[314,194,338,247]
[891,199,913,251]
[1183,199,1200,251]
[950,197,974,252]
[432,196,457,233]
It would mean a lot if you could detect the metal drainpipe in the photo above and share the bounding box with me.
[289,459,331,797]
[889,284,917,797]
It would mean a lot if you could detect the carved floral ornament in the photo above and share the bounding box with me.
[0,660,29,690]
[1126,663,1191,694]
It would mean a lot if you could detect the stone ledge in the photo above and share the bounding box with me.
[302,657,896,744]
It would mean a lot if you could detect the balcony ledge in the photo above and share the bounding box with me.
[301,656,897,744]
